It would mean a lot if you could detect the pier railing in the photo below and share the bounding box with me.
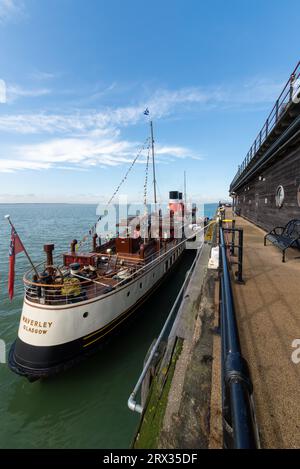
[219,224,260,448]
[127,223,210,414]
[231,61,300,188]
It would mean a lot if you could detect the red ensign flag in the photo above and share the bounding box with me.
[8,229,24,301]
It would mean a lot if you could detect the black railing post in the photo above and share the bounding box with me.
[236,229,244,284]
[230,220,236,256]
[218,218,222,279]
[219,225,259,448]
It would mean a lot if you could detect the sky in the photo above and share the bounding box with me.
[0,0,299,204]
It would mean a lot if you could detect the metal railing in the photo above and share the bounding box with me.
[128,240,205,414]
[219,225,260,448]
[231,61,300,187]
[23,238,189,306]
[24,279,113,305]
[221,223,244,284]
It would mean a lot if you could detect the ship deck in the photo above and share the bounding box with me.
[23,239,181,306]
[226,210,300,448]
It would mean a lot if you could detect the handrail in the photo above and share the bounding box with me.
[219,224,260,448]
[231,61,300,187]
[128,240,205,414]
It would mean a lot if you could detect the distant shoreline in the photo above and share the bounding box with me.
[0,201,220,205]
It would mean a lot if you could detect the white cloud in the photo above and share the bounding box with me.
[0,79,6,103]
[6,84,51,102]
[156,145,202,160]
[30,71,57,81]
[0,158,51,172]
[0,77,281,174]
[0,0,24,24]
[0,78,283,132]
[0,134,194,173]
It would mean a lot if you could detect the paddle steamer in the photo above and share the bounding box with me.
[8,121,198,380]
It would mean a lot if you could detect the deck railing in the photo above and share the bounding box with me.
[219,224,260,448]
[231,61,300,188]
[23,239,185,306]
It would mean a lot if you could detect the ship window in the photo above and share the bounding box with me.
[127,291,130,297]
[140,282,142,288]
[275,185,285,208]
[83,312,88,318]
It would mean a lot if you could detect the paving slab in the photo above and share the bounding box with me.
[230,214,300,448]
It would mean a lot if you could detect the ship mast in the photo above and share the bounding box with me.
[150,120,157,209]
[184,170,187,205]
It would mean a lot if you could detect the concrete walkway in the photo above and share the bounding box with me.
[230,214,300,448]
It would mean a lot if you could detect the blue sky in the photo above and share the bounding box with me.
[0,0,299,203]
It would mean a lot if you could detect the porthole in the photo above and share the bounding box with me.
[83,312,88,318]
[127,291,130,297]
[275,185,284,208]
[139,282,142,288]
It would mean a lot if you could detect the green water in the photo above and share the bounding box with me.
[0,203,216,449]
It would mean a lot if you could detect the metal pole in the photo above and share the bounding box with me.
[4,215,40,277]
[128,243,203,414]
[275,99,279,122]
[184,170,187,205]
[219,226,258,448]
[150,120,157,207]
[237,229,244,283]
[230,220,236,256]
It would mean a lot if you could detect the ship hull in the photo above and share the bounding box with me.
[9,243,186,380]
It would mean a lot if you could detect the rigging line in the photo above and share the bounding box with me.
[154,179,163,208]
[77,137,150,251]
[106,137,150,206]
[143,142,151,208]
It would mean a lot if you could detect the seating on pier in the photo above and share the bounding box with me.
[264,219,300,262]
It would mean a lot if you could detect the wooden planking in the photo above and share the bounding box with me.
[236,146,300,232]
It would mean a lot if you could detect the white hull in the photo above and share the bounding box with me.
[12,243,185,376]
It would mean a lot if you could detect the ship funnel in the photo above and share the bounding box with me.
[44,244,55,274]
[70,239,78,255]
[169,190,184,214]
[92,233,98,251]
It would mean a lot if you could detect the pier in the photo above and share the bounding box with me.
[129,206,300,449]
[128,62,300,450]
[229,211,300,448]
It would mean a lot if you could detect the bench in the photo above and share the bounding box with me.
[264,219,300,262]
